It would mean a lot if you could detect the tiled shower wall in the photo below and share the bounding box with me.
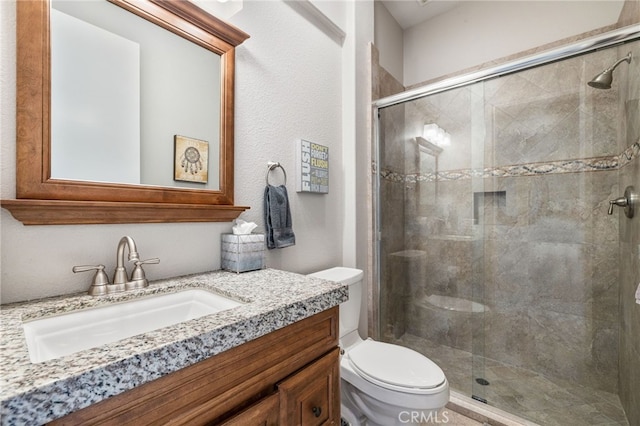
[375,39,640,407]
[404,46,630,394]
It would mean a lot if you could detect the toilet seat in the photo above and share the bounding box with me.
[347,339,446,394]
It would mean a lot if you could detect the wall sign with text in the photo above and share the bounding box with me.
[295,139,329,194]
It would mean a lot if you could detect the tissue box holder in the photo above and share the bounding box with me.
[221,233,265,273]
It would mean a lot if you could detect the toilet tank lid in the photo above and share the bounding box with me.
[308,267,363,285]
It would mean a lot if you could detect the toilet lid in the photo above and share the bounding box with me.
[348,340,446,391]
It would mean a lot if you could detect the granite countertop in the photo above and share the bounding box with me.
[0,268,348,425]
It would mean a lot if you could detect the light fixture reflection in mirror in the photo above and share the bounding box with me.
[423,123,451,147]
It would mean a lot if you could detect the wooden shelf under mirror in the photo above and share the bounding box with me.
[1,200,248,225]
[1,0,250,225]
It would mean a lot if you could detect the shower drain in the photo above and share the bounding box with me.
[472,395,488,404]
[475,378,490,386]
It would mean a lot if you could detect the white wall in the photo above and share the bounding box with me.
[228,0,346,272]
[344,0,375,338]
[0,0,367,304]
[403,0,625,86]
[374,0,403,83]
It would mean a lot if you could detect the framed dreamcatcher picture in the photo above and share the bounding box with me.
[174,135,209,183]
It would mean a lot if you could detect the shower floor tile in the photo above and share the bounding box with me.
[390,333,629,426]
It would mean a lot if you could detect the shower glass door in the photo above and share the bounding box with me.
[375,35,639,425]
[376,79,489,403]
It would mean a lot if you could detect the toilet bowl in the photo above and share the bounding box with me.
[308,267,449,426]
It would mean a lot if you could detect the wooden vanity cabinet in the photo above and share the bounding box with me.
[220,393,279,425]
[278,348,340,425]
[49,307,340,426]
[222,348,340,426]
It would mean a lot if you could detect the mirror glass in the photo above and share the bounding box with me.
[50,0,220,190]
[3,0,249,225]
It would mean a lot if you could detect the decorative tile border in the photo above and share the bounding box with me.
[619,141,640,169]
[379,168,405,183]
[376,141,640,184]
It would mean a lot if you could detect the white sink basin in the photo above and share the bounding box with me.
[23,289,244,363]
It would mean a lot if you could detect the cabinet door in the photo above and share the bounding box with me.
[219,393,279,426]
[278,348,340,426]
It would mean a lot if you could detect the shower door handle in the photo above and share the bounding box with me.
[608,186,636,218]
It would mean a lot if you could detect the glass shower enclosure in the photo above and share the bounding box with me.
[374,27,639,426]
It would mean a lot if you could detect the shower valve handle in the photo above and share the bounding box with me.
[608,197,628,214]
[608,186,637,218]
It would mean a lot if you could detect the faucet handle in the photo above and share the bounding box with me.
[73,264,110,296]
[608,186,637,218]
[132,258,160,277]
[608,196,628,214]
[126,258,160,291]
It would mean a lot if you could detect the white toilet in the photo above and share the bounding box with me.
[308,267,449,426]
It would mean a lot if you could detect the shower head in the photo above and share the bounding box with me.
[588,52,632,89]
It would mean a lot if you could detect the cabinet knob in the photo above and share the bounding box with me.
[312,406,322,418]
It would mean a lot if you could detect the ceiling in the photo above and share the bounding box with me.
[380,0,461,30]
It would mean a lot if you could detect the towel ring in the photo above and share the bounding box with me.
[266,162,287,185]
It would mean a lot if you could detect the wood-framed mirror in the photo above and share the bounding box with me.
[1,0,249,225]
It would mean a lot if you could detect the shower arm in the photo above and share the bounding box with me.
[603,53,632,74]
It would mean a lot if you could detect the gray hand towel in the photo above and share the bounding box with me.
[264,184,296,249]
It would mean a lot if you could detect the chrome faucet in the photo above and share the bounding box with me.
[73,236,159,296]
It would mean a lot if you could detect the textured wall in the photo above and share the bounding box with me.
[402,1,625,86]
[373,1,403,84]
[0,1,350,303]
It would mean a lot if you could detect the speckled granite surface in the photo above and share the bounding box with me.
[0,268,348,425]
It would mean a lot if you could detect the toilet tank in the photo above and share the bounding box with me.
[308,267,363,338]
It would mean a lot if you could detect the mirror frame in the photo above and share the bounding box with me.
[2,0,250,225]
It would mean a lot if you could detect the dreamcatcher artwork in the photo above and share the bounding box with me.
[174,135,209,183]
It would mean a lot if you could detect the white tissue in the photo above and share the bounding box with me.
[232,219,258,235]
[636,282,640,305]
